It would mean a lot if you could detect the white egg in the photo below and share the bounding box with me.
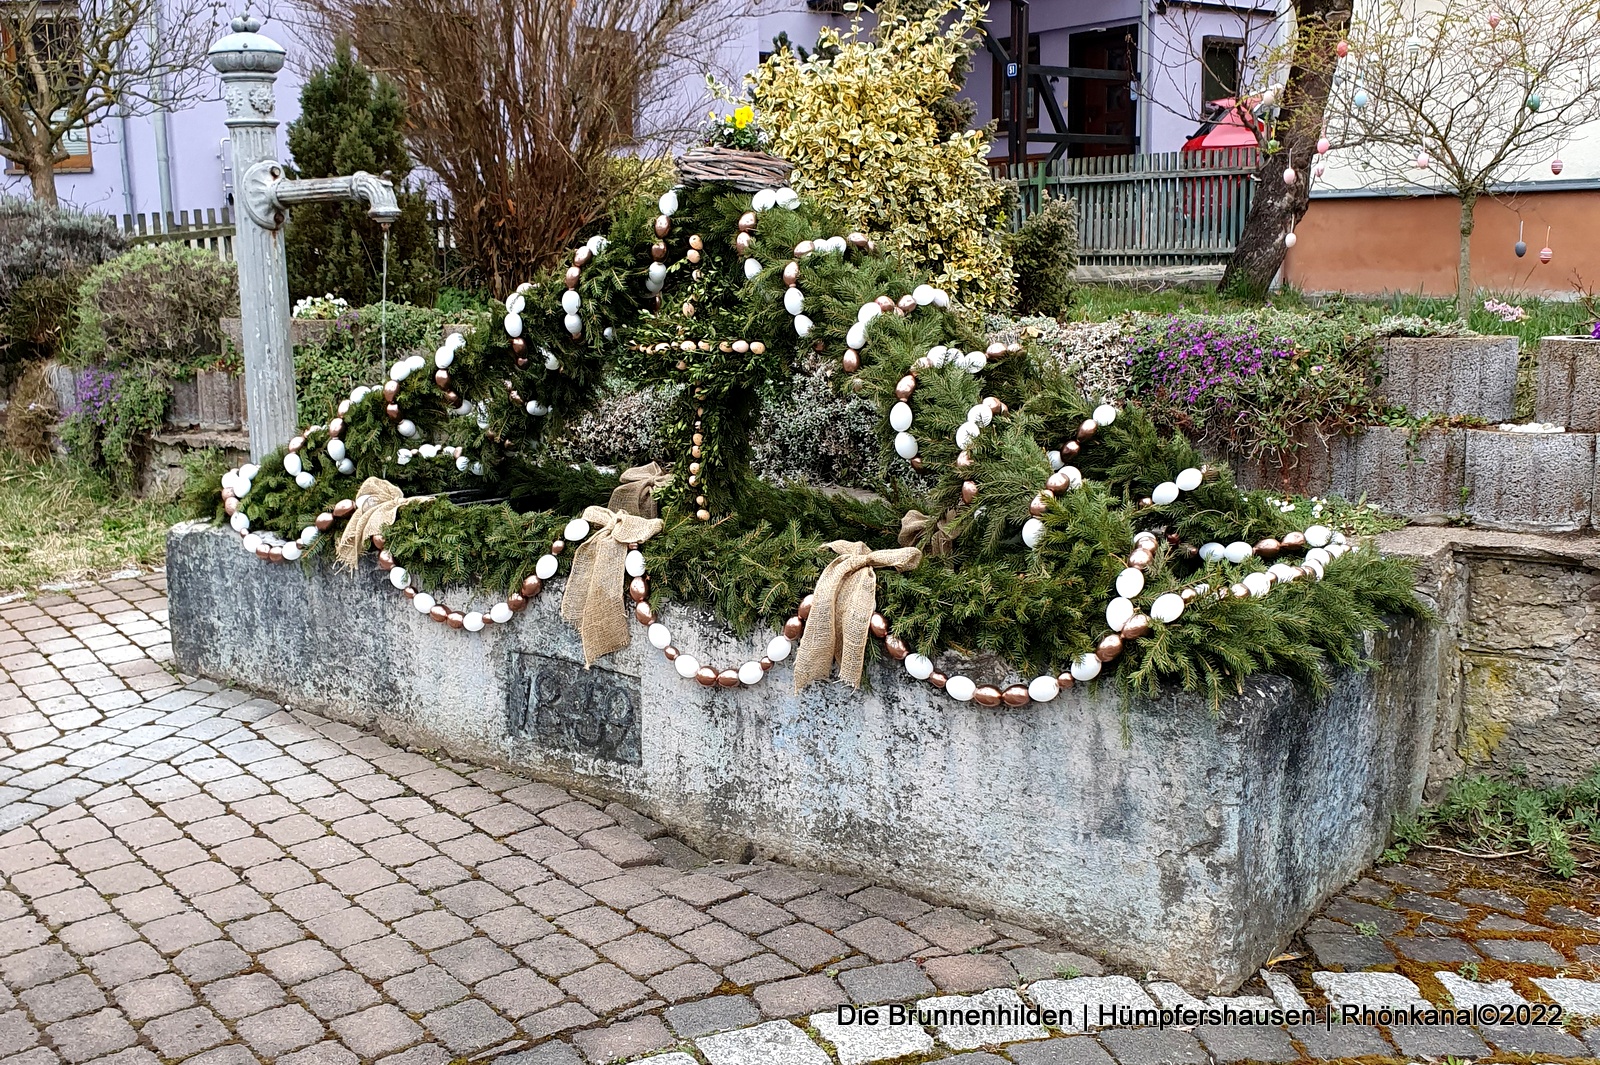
[967,404,993,427]
[659,189,679,215]
[281,542,301,562]
[794,315,813,338]
[954,422,979,450]
[295,472,315,489]
[241,533,262,554]
[1093,403,1118,426]
[889,403,914,432]
[1243,571,1272,597]
[904,653,934,680]
[1028,675,1060,703]
[390,360,411,382]
[1199,542,1224,562]
[674,654,700,679]
[625,550,646,577]
[1152,482,1180,506]
[1175,467,1203,492]
[752,188,775,211]
[327,439,346,461]
[926,345,947,364]
[1150,593,1185,623]
[945,675,976,701]
[846,323,868,350]
[337,459,355,475]
[1047,450,1063,471]
[545,349,562,371]
[648,623,672,649]
[561,290,581,314]
[738,661,765,685]
[396,450,412,466]
[767,635,792,661]
[283,453,302,476]
[563,517,591,541]
[744,259,762,279]
[784,288,805,316]
[413,592,435,614]
[912,284,936,306]
[490,602,513,624]
[1061,466,1083,488]
[1021,517,1045,548]
[1070,654,1102,682]
[931,289,951,308]
[463,612,484,632]
[1116,567,1145,599]
[1224,541,1253,564]
[300,526,319,545]
[894,432,919,459]
[1305,547,1331,568]
[647,262,667,285]
[1305,524,1332,547]
[563,313,582,335]
[857,303,881,325]
[505,293,525,315]
[503,313,522,338]
[398,420,418,438]
[229,512,250,533]
[406,354,426,372]
[535,554,558,580]
[1106,597,1135,632]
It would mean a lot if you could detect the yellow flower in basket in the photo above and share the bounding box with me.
[733,105,754,129]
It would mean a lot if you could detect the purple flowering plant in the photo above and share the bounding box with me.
[59,364,170,488]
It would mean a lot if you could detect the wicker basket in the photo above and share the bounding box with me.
[676,146,794,193]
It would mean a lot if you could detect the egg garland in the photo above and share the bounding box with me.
[732,183,803,286]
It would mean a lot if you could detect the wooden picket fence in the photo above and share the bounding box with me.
[121,208,237,260]
[998,149,1261,267]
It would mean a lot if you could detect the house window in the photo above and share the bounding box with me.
[1200,36,1243,106]
[1,7,93,172]
[993,32,1041,128]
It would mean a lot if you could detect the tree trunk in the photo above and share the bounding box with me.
[1219,0,1352,298]
[1455,191,1477,319]
[25,146,59,207]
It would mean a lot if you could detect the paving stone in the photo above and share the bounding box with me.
[45,1007,137,1063]
[839,961,937,1005]
[557,906,636,946]
[758,923,846,970]
[1287,1022,1392,1058]
[647,962,723,1003]
[1005,1037,1116,1065]
[520,1001,600,1041]
[430,936,518,984]
[1478,913,1541,932]
[110,972,196,1021]
[786,892,869,931]
[294,968,383,1019]
[696,1020,831,1065]
[332,1004,424,1059]
[664,995,761,1038]
[600,931,691,977]
[82,942,166,987]
[662,874,743,907]
[723,952,801,986]
[1532,976,1600,1014]
[922,953,1016,993]
[814,1005,936,1064]
[494,1044,584,1065]
[1311,971,1428,1011]
[559,962,650,1014]
[849,887,931,923]
[926,1054,1008,1064]
[1394,891,1469,921]
[1543,903,1600,930]
[571,1015,674,1063]
[18,975,104,1023]
[172,940,252,982]
[1303,931,1397,969]
[1476,937,1567,966]
[1193,1024,1297,1062]
[260,941,346,984]
[1388,934,1481,963]
[835,918,928,962]
[1387,1023,1489,1058]
[471,968,563,1018]
[917,988,1048,1049]
[517,935,599,978]
[629,1055,694,1065]
[1481,1021,1591,1056]
[629,898,711,937]
[1027,976,1157,1033]
[1373,863,1447,891]
[421,998,515,1052]
[140,1007,231,1058]
[738,869,818,904]
[1095,1028,1206,1064]
[0,1011,37,1057]
[754,974,848,1018]
[670,923,761,967]
[1435,970,1525,1008]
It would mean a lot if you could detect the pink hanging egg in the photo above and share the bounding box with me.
[1313,164,1326,178]
[1551,157,1564,175]
[1336,39,1349,57]
[1415,154,1430,169]
[1489,11,1500,27]
[1284,232,1298,248]
[1283,167,1298,185]
[1540,246,1554,264]
[1316,137,1331,154]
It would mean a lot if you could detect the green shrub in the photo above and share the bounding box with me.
[70,244,238,374]
[58,365,169,491]
[0,197,124,382]
[1009,194,1078,318]
[284,39,437,307]
[294,303,451,422]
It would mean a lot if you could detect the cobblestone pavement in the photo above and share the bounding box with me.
[2,573,1598,1065]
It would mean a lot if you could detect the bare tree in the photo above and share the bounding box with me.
[0,0,220,205]
[299,0,744,296]
[1329,0,1600,316]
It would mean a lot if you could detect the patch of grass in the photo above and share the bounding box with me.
[0,449,179,595]
[1258,492,1409,538]
[1066,282,1316,321]
[1385,768,1600,879]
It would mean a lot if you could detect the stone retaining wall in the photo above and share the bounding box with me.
[166,523,1438,994]
[1376,336,1520,422]
[1534,336,1600,431]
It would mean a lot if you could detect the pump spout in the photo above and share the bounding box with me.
[239,160,402,230]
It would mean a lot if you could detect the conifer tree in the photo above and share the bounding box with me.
[285,39,439,307]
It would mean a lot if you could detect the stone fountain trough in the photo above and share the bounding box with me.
[168,522,1439,993]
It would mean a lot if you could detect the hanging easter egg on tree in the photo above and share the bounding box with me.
[1284,231,1298,248]
[1353,89,1369,108]
[1313,163,1326,178]
[1551,157,1564,175]
[1540,246,1554,264]
[1336,39,1349,57]
[1527,93,1541,111]
[1515,241,1527,257]
[1267,137,1280,152]
[1488,10,1500,26]
[1415,153,1430,169]
[1283,166,1297,185]
[1317,136,1331,154]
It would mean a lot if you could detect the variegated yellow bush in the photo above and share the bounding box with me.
[750,0,1014,309]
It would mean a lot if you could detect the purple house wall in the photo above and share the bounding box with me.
[1,0,1277,217]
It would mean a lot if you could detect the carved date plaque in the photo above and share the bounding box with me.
[507,652,642,765]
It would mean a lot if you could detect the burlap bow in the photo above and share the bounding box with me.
[607,462,673,519]
[898,509,959,558]
[561,505,665,666]
[337,478,430,569]
[792,540,923,692]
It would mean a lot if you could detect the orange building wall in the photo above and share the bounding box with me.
[1283,189,1600,297]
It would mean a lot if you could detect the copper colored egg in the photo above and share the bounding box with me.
[1096,634,1124,661]
[428,605,448,623]
[445,391,460,405]
[574,247,593,267]
[1139,497,1153,508]
[628,577,649,603]
[1167,532,1183,545]
[288,436,304,452]
[984,396,1004,414]
[384,403,401,420]
[751,342,766,355]
[1057,672,1075,688]
[799,594,815,620]
[696,509,711,521]
[337,399,351,416]
[894,375,917,400]
[565,266,582,287]
[783,616,804,639]
[974,686,1002,707]
[1280,531,1307,549]
[1077,419,1098,441]
[635,602,654,625]
[332,499,356,518]
[1061,440,1081,458]
[1029,494,1050,517]
[842,351,861,373]
[687,249,701,265]
[897,295,917,314]
[371,534,386,550]
[268,546,285,563]
[794,240,814,257]
[689,233,704,250]
[909,457,924,470]
[782,262,799,286]
[511,336,527,353]
[521,576,543,598]
[961,480,979,504]
[1129,548,1152,568]
[255,544,272,560]
[737,212,757,231]
[504,593,526,612]
[869,613,888,639]
[986,341,1006,358]
[955,451,973,469]
[654,215,671,237]
[1002,685,1030,707]
[718,669,740,688]
[447,612,464,629]
[884,635,908,660]
[847,231,869,247]
[315,512,335,531]
[1123,614,1152,638]
[1046,471,1071,494]
[434,370,451,389]
[383,381,400,402]
[223,497,238,516]
[875,295,895,313]
[1254,537,1280,558]
[328,418,345,437]
[929,672,947,688]
[403,587,417,599]
[734,232,753,255]
[378,550,395,570]
[664,646,678,660]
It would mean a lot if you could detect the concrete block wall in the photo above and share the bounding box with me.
[1534,336,1600,431]
[1376,336,1520,422]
